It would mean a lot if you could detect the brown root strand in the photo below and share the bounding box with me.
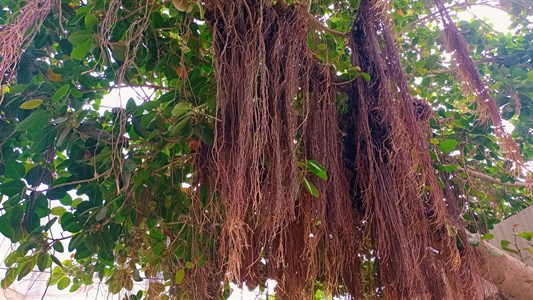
[433,0,530,182]
[203,0,360,297]
[344,0,484,298]
[0,0,53,104]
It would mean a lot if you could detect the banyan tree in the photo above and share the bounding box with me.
[0,0,532,299]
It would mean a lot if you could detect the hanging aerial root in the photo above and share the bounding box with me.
[345,0,483,298]
[203,1,360,298]
[206,0,305,286]
[433,0,531,182]
[0,0,53,104]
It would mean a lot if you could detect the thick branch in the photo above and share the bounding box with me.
[458,167,528,188]
[476,241,533,300]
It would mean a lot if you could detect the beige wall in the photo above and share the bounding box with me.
[489,205,533,266]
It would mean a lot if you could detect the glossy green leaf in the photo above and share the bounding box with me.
[481,233,494,241]
[500,239,520,255]
[439,139,458,154]
[4,161,26,180]
[303,178,319,198]
[84,14,99,32]
[15,111,50,132]
[37,253,50,271]
[71,39,93,60]
[307,160,328,180]
[57,276,71,290]
[175,268,186,284]
[515,232,533,241]
[1,268,17,289]
[52,84,70,102]
[0,180,26,196]
[171,102,192,118]
[68,31,93,45]
[17,256,37,280]
[51,206,67,216]
[360,72,371,82]
[19,99,44,109]
[51,254,63,266]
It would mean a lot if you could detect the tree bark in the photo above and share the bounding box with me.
[478,241,533,300]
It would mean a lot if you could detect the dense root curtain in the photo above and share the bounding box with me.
[345,0,482,298]
[203,0,359,298]
[200,0,482,299]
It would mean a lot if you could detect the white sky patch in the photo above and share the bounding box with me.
[101,87,153,108]
[456,5,512,33]
[502,120,516,133]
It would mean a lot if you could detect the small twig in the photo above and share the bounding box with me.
[40,169,113,192]
[307,13,347,37]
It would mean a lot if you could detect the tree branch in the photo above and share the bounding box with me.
[476,240,533,300]
[307,13,347,37]
[458,167,528,188]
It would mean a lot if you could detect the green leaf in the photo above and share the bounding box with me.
[51,206,67,216]
[481,233,494,241]
[4,161,26,180]
[25,165,54,186]
[1,268,17,289]
[17,256,37,280]
[501,239,520,255]
[19,99,44,109]
[57,276,71,290]
[527,71,533,81]
[175,269,185,284]
[43,217,58,231]
[303,178,319,198]
[171,102,191,118]
[439,139,458,154]
[71,41,92,60]
[0,180,26,196]
[51,254,63,266]
[110,44,126,62]
[170,115,191,136]
[52,84,70,102]
[37,253,50,271]
[15,111,50,132]
[317,43,327,51]
[56,127,71,147]
[68,31,93,45]
[84,14,99,32]
[434,164,458,172]
[516,232,533,241]
[32,125,57,154]
[62,212,82,233]
[185,261,194,269]
[360,72,371,82]
[307,160,328,180]
[53,242,65,253]
[0,215,15,240]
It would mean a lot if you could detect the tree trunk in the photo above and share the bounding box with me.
[478,241,533,299]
